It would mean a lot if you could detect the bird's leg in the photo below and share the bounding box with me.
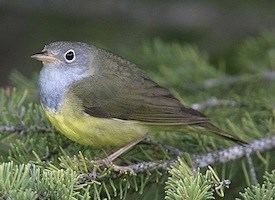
[105,137,145,162]
[95,137,145,174]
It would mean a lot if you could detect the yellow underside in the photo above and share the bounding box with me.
[44,103,147,148]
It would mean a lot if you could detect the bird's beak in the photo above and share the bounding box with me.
[31,51,58,63]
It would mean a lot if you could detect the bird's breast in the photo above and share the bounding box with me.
[43,103,147,147]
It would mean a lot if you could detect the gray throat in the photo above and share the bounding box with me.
[39,65,89,112]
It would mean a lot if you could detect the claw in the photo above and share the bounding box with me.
[94,158,135,175]
[94,157,112,166]
[112,165,135,175]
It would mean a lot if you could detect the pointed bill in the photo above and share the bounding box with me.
[31,51,59,63]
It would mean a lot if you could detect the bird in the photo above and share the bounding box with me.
[31,41,246,164]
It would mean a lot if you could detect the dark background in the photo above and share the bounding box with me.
[1,0,275,86]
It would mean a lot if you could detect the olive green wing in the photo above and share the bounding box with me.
[71,64,208,125]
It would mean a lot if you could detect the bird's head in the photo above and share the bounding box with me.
[31,41,94,71]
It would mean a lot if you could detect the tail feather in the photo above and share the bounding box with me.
[198,122,248,146]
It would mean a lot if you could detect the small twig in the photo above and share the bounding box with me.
[191,97,240,111]
[203,75,250,89]
[122,160,175,173]
[203,71,275,89]
[41,141,71,161]
[245,152,258,185]
[0,124,52,134]
[191,134,275,168]
[0,125,25,133]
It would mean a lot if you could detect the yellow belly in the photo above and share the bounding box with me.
[43,104,147,148]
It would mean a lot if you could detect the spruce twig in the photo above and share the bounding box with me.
[203,70,275,88]
[245,152,258,185]
[0,125,25,133]
[191,134,275,168]
[191,97,240,111]
[0,124,52,134]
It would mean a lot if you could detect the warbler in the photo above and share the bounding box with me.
[31,41,246,162]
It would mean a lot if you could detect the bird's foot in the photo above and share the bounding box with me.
[94,157,112,166]
[112,164,135,175]
[93,158,135,175]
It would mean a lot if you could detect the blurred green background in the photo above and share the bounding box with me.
[1,0,275,86]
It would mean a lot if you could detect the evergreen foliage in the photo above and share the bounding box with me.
[0,33,275,199]
[234,32,275,73]
[238,171,275,200]
[165,158,215,200]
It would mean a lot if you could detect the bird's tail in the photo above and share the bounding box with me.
[198,122,248,146]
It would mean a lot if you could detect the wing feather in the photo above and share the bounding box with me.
[70,54,209,125]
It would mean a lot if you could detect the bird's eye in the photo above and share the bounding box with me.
[64,49,75,63]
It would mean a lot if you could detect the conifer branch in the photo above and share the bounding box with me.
[191,97,240,110]
[80,134,275,182]
[0,124,51,134]
[189,134,275,168]
[245,153,258,185]
[1,105,274,182]
[203,70,275,88]
[2,119,273,188]
[0,125,25,133]
[116,135,275,175]
[120,159,175,173]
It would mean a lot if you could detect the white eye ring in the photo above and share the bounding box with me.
[64,49,76,63]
